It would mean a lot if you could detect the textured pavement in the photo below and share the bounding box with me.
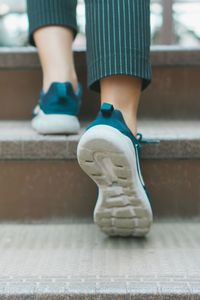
[0,220,199,299]
[0,120,200,160]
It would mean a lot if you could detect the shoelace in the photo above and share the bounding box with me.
[136,133,160,145]
[135,133,160,158]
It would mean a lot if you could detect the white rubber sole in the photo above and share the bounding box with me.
[32,108,80,135]
[77,125,153,237]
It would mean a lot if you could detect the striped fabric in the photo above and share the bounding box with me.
[27,0,78,45]
[27,0,151,93]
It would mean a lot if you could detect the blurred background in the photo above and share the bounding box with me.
[0,0,199,47]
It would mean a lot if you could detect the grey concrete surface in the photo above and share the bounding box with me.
[0,221,199,299]
[0,120,199,160]
[0,46,200,69]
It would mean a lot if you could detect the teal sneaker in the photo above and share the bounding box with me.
[32,81,82,134]
[77,103,153,237]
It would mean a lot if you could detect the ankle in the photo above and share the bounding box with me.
[100,75,141,135]
[122,111,137,136]
[100,101,138,135]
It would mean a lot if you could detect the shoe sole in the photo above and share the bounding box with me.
[77,125,153,237]
[32,109,80,134]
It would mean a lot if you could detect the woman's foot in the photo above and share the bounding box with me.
[32,81,82,135]
[77,103,153,237]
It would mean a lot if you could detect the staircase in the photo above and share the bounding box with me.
[0,46,200,299]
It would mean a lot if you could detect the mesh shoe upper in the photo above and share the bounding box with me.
[87,102,141,149]
[36,81,82,116]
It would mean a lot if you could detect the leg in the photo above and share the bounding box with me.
[85,0,151,135]
[100,75,141,135]
[27,0,78,93]
[33,26,78,93]
[27,0,82,135]
[78,0,152,237]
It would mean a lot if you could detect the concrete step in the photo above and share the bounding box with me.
[0,46,199,120]
[0,120,199,220]
[0,120,200,160]
[0,220,199,299]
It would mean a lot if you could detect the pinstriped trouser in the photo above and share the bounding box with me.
[27,0,151,93]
